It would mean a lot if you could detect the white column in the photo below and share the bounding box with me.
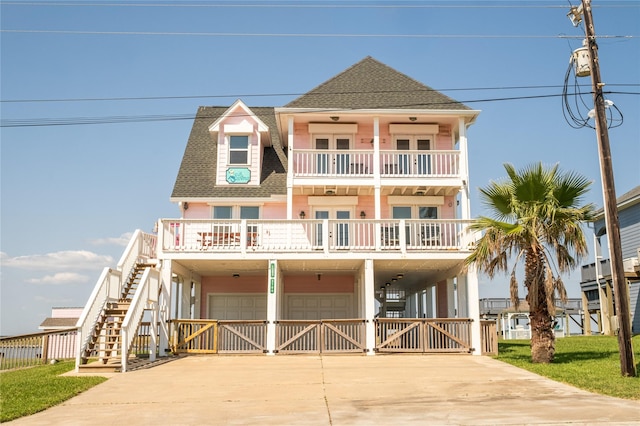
[266,259,278,354]
[287,117,294,220]
[373,117,381,220]
[447,278,456,317]
[457,276,469,318]
[158,259,172,356]
[458,117,471,221]
[149,306,158,362]
[465,266,482,355]
[364,259,376,355]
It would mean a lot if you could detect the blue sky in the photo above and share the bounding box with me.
[1,1,639,336]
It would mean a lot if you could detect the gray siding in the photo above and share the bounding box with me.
[619,203,640,260]
[595,201,640,260]
[630,282,640,334]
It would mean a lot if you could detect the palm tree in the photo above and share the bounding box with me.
[467,163,594,363]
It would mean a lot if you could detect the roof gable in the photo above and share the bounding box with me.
[209,99,269,134]
[285,56,471,111]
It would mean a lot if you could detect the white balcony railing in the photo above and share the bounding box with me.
[293,150,460,178]
[160,219,474,254]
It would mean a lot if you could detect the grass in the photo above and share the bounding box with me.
[496,334,640,400]
[0,361,107,423]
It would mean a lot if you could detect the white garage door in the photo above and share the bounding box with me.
[208,294,267,320]
[287,294,353,320]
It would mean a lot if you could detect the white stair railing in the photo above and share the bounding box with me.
[121,267,160,372]
[75,267,122,370]
[75,230,158,372]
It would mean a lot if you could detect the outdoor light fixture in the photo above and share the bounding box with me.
[396,273,404,280]
[360,211,366,219]
[180,201,189,210]
[299,211,306,219]
[409,117,417,121]
[233,273,240,278]
[330,116,340,121]
[385,282,391,287]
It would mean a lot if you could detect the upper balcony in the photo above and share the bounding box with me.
[292,149,462,196]
[159,218,474,255]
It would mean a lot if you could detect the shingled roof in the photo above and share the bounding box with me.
[171,106,287,199]
[285,56,471,111]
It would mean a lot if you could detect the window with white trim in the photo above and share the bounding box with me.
[229,135,249,164]
[213,206,261,219]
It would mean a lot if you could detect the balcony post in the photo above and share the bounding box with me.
[287,116,294,220]
[373,117,381,220]
[458,118,471,221]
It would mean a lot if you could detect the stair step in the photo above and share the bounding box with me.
[78,363,121,374]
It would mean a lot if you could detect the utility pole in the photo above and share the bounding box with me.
[571,0,636,377]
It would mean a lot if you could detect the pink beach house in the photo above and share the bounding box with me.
[75,57,487,372]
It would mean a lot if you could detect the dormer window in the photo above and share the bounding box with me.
[229,135,250,164]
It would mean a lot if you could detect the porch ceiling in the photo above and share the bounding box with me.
[173,257,464,290]
[293,184,460,197]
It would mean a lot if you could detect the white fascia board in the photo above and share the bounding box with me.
[169,195,287,204]
[209,99,269,133]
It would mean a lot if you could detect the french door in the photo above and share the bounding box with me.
[395,137,432,175]
[314,209,351,247]
[315,136,351,175]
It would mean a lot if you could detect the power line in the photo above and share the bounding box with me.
[0,0,638,9]
[7,84,640,104]
[2,29,635,39]
[2,91,638,128]
[2,1,637,9]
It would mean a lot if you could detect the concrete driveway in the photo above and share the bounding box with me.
[7,354,640,425]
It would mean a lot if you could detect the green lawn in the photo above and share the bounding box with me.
[496,335,640,400]
[0,361,107,423]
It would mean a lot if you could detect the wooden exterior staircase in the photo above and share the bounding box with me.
[78,263,153,373]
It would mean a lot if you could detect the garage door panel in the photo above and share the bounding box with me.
[208,294,266,320]
[286,294,353,320]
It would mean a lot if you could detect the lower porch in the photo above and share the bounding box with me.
[161,256,486,355]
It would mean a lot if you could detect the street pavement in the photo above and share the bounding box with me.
[6,354,640,425]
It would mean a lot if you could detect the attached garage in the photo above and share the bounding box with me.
[286,294,353,320]
[207,294,267,320]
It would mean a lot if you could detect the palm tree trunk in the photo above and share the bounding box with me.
[525,250,556,363]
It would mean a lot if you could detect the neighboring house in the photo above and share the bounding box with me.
[580,185,640,335]
[39,307,82,360]
[39,307,83,331]
[75,57,486,372]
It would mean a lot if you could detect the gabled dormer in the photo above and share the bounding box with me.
[209,100,270,187]
[171,102,286,206]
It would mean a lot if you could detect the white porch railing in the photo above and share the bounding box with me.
[293,149,459,178]
[160,219,474,253]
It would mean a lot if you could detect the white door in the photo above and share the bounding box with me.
[287,294,353,320]
[314,209,351,247]
[315,135,351,175]
[208,294,267,320]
